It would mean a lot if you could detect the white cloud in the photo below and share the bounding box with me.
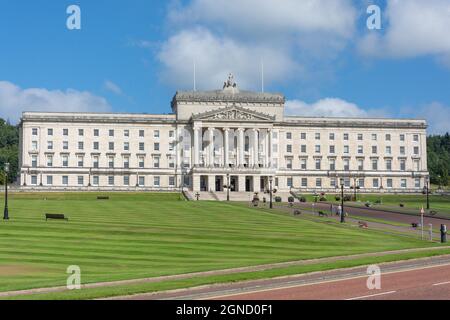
[104,80,123,95]
[286,98,370,118]
[359,0,450,61]
[158,0,357,90]
[0,81,111,124]
[411,102,450,134]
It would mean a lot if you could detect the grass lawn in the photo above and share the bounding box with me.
[0,192,442,296]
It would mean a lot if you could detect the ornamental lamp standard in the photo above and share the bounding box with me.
[269,176,273,209]
[340,178,345,223]
[3,162,10,220]
[425,176,430,210]
[226,173,230,202]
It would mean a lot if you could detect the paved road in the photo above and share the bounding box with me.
[208,263,450,300]
[115,255,450,300]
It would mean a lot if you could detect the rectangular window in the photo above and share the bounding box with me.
[93,141,99,150]
[358,159,364,171]
[154,130,160,138]
[47,155,53,167]
[63,128,69,136]
[301,178,307,187]
[414,146,419,155]
[315,159,321,170]
[329,133,335,140]
[154,143,160,151]
[329,159,336,171]
[123,157,130,169]
[108,176,114,186]
[109,142,114,151]
[62,155,68,167]
[300,159,307,170]
[315,145,321,153]
[286,132,292,139]
[31,155,38,168]
[48,128,53,136]
[316,178,322,187]
[169,130,175,138]
[286,158,292,169]
[169,142,175,152]
[373,179,379,188]
[62,176,68,186]
[287,178,293,188]
[301,145,307,153]
[372,159,378,170]
[124,130,130,137]
[32,141,38,150]
[139,176,145,186]
[32,128,38,136]
[358,178,365,188]
[357,134,363,141]
[386,146,392,155]
[330,178,336,188]
[109,129,114,137]
[400,146,406,155]
[94,129,99,137]
[168,156,175,168]
[139,156,145,168]
[77,156,84,167]
[315,133,320,140]
[153,157,160,168]
[400,134,405,142]
[387,179,393,188]
[108,157,114,168]
[124,142,130,151]
[154,176,160,187]
[413,134,419,142]
[401,179,407,188]
[286,145,292,153]
[329,145,335,154]
[31,175,38,185]
[385,134,391,141]
[78,129,84,136]
[93,156,99,169]
[343,159,350,171]
[386,159,392,171]
[47,175,53,185]
[93,176,99,186]
[124,176,130,186]
[301,133,306,140]
[372,134,377,141]
[139,130,145,137]
[400,159,406,171]
[358,145,363,154]
[139,142,145,151]
[169,176,175,187]
[47,141,53,150]
[415,178,421,188]
[414,160,420,171]
[372,146,377,154]
[344,145,349,154]
[343,133,349,141]
[63,141,69,150]
[78,176,84,186]
[78,141,84,150]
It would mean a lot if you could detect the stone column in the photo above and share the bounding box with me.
[253,129,259,168]
[238,128,245,167]
[224,128,229,168]
[208,128,214,167]
[267,129,272,168]
[193,127,200,167]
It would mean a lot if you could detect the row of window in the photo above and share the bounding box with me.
[284,158,420,171]
[282,144,420,156]
[31,141,171,152]
[29,175,175,187]
[31,154,175,169]
[284,132,420,142]
[284,177,421,189]
[32,128,175,138]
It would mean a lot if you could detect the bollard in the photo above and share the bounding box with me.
[441,224,447,243]
[429,224,433,242]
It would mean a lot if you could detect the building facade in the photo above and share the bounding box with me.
[19,75,429,193]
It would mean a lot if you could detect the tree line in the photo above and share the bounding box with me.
[0,118,449,186]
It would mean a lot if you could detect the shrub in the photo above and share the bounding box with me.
[319,196,327,201]
[365,202,372,208]
[274,196,282,203]
[288,196,295,203]
[299,196,306,203]
[335,196,341,201]
[400,203,405,208]
[343,195,352,202]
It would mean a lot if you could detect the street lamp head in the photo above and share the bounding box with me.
[269,176,273,183]
[340,178,344,186]
[4,162,9,173]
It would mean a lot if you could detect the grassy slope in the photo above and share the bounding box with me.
[0,192,439,293]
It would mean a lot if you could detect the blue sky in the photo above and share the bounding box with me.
[1,0,450,133]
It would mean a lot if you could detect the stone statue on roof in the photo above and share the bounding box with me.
[223,73,237,89]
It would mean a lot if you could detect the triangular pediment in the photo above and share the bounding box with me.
[192,105,275,122]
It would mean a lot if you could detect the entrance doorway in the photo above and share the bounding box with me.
[200,176,208,191]
[260,177,267,192]
[245,176,253,192]
[215,176,223,192]
[230,176,237,192]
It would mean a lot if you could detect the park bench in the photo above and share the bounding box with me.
[358,221,368,229]
[318,211,328,217]
[45,213,69,221]
[97,196,109,200]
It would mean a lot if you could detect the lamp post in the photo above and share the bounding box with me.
[226,173,230,202]
[379,185,384,204]
[4,162,10,220]
[340,178,345,223]
[426,177,430,210]
[269,176,273,209]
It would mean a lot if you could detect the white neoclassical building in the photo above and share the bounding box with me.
[19,75,429,194]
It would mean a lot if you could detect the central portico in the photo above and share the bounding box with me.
[172,74,282,193]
